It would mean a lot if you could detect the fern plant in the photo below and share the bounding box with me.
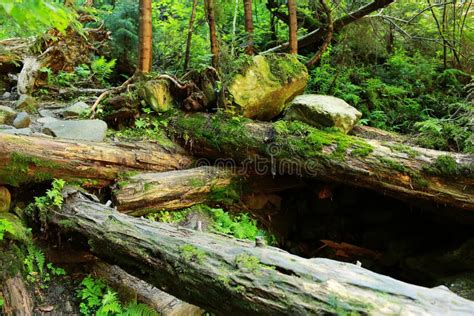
[91,56,116,86]
[78,276,158,316]
[0,218,16,241]
[24,245,65,287]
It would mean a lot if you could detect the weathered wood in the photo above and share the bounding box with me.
[169,113,474,210]
[48,189,474,315]
[1,274,34,316]
[0,134,193,187]
[113,166,304,215]
[91,261,203,316]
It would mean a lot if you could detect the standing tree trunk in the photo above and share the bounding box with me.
[183,0,199,71]
[138,0,153,73]
[287,0,298,54]
[204,0,219,69]
[243,0,254,55]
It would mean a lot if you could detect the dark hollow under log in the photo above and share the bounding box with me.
[47,189,474,315]
[0,134,193,188]
[169,113,474,211]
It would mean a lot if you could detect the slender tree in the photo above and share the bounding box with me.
[287,0,298,54]
[184,0,199,71]
[204,0,219,68]
[138,0,153,73]
[243,0,254,55]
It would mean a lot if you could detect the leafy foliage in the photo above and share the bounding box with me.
[34,178,66,212]
[77,276,158,316]
[24,245,66,288]
[0,218,16,241]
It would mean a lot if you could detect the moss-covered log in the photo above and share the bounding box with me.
[169,113,474,210]
[112,166,303,215]
[0,134,193,187]
[48,189,474,315]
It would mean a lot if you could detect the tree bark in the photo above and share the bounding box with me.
[169,113,474,211]
[263,0,395,54]
[183,0,199,71]
[287,0,298,54]
[1,274,34,316]
[243,0,254,55]
[0,134,193,187]
[112,166,304,215]
[48,189,474,315]
[138,0,153,73]
[204,0,219,69]
[91,261,203,316]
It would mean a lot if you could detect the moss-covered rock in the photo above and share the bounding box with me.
[227,54,308,121]
[140,79,174,113]
[284,95,362,133]
[0,105,16,125]
[0,186,11,212]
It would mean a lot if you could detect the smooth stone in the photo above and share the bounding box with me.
[0,186,11,212]
[284,94,362,133]
[0,105,17,125]
[0,124,13,129]
[13,112,31,128]
[61,101,90,118]
[37,116,59,124]
[0,128,32,136]
[1,92,11,99]
[39,109,55,117]
[42,119,108,141]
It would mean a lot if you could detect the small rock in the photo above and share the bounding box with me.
[284,95,362,133]
[61,101,90,118]
[1,92,11,100]
[0,105,17,125]
[39,109,55,117]
[0,128,32,136]
[13,112,31,128]
[0,186,11,212]
[37,116,59,125]
[43,119,108,141]
[140,80,173,113]
[15,94,37,112]
[64,300,74,313]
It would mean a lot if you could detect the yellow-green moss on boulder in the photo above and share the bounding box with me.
[0,186,11,213]
[227,54,308,121]
[140,79,174,113]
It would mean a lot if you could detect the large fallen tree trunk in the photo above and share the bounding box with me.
[47,189,474,315]
[113,166,303,215]
[0,134,193,187]
[169,113,474,210]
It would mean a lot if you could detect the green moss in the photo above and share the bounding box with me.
[179,244,205,264]
[188,178,206,188]
[57,219,77,229]
[265,54,307,84]
[387,143,420,158]
[208,182,242,205]
[143,182,152,192]
[235,253,274,273]
[423,155,461,177]
[0,152,60,186]
[378,157,407,173]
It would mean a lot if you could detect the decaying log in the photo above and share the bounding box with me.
[0,134,193,187]
[113,166,304,215]
[47,189,474,315]
[1,274,34,316]
[169,113,474,210]
[91,261,203,316]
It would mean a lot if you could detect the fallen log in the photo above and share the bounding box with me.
[113,166,303,215]
[1,274,34,316]
[0,134,193,187]
[47,189,474,315]
[91,261,203,316]
[169,113,474,210]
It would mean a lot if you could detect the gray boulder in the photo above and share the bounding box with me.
[0,105,16,125]
[0,128,32,136]
[37,116,59,125]
[284,95,362,133]
[13,112,31,128]
[61,101,90,118]
[43,119,108,141]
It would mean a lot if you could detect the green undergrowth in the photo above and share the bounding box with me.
[77,275,158,316]
[147,204,276,245]
[108,113,175,149]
